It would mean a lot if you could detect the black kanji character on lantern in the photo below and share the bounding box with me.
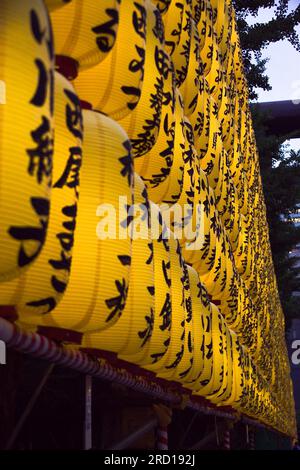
[55,204,77,253]
[121,3,146,112]
[118,255,131,266]
[166,345,184,369]
[47,203,77,298]
[162,259,171,288]
[206,339,213,360]
[130,74,163,155]
[119,139,133,186]
[165,3,183,54]
[64,89,83,140]
[105,278,128,322]
[30,9,45,44]
[146,242,153,265]
[179,359,193,379]
[30,9,54,115]
[30,59,48,107]
[159,292,171,332]
[144,166,170,188]
[138,308,154,347]
[121,65,144,111]
[26,296,57,314]
[27,116,53,185]
[26,205,76,313]
[92,8,119,53]
[155,47,169,79]
[132,2,147,40]
[9,197,49,267]
[54,146,82,197]
[29,216,76,314]
[50,249,71,274]
[126,48,145,75]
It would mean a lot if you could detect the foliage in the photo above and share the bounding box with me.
[251,104,300,325]
[233,0,300,99]
[264,148,300,325]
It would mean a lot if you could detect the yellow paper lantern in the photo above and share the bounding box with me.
[195,92,214,158]
[199,113,224,189]
[183,266,212,386]
[163,0,185,54]
[161,118,198,246]
[0,72,82,321]
[146,235,187,377]
[122,202,172,365]
[40,110,133,333]
[217,1,233,63]
[198,4,214,76]
[221,179,241,252]
[169,0,192,87]
[205,41,224,106]
[178,19,202,117]
[134,53,176,187]
[208,324,233,405]
[0,0,54,282]
[188,77,212,151]
[222,329,244,406]
[192,303,220,396]
[206,311,228,400]
[218,85,235,149]
[73,0,146,119]
[164,242,194,382]
[197,1,213,42]
[50,0,121,73]
[146,90,186,204]
[183,180,218,273]
[117,1,165,157]
[80,173,155,355]
[200,227,232,300]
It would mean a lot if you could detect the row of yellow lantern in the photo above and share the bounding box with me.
[0,69,244,407]
[0,0,296,436]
